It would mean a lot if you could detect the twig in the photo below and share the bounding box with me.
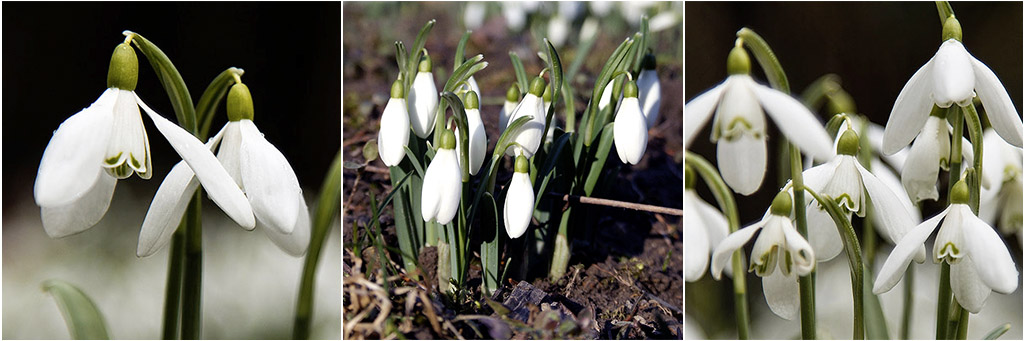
[549,192,683,216]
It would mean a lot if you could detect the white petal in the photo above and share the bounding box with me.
[716,133,766,195]
[931,40,976,107]
[869,159,925,263]
[934,205,967,262]
[467,108,487,175]
[35,89,116,207]
[408,72,439,139]
[613,97,648,165]
[420,155,443,222]
[802,158,839,193]
[714,76,764,143]
[751,82,833,161]
[805,201,844,261]
[683,79,727,148]
[41,173,117,238]
[884,57,935,154]
[637,69,662,127]
[137,161,201,257]
[762,269,800,320]
[239,119,303,234]
[434,149,463,224]
[104,89,151,179]
[858,162,926,263]
[950,258,993,313]
[137,93,255,229]
[901,116,944,202]
[216,122,244,188]
[378,97,410,167]
[684,191,711,282]
[821,156,864,213]
[874,207,949,294]
[505,94,546,158]
[690,191,730,249]
[780,218,815,276]
[503,172,534,239]
[710,222,762,280]
[971,56,1024,148]
[750,216,785,276]
[498,100,517,134]
[263,199,311,256]
[961,208,1019,294]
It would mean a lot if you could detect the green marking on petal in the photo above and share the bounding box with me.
[104,153,124,166]
[106,163,132,179]
[939,242,961,261]
[130,154,143,170]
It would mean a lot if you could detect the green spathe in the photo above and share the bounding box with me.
[514,154,529,173]
[942,15,963,42]
[227,83,255,121]
[837,128,860,156]
[439,129,456,150]
[770,190,792,216]
[726,45,751,75]
[107,43,139,91]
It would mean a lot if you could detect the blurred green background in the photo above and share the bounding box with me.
[2,3,341,339]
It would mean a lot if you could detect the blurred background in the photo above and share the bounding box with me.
[685,2,1023,339]
[3,3,341,339]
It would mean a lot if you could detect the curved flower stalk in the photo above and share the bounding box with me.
[684,44,833,195]
[875,180,1019,313]
[421,129,462,224]
[504,76,547,158]
[139,82,309,256]
[883,16,1023,155]
[979,128,1023,239]
[378,79,410,167]
[497,83,520,134]
[711,191,815,320]
[683,183,729,282]
[613,79,648,165]
[503,154,534,238]
[802,126,922,262]
[35,41,252,238]
[454,91,487,175]
[408,54,439,138]
[637,53,662,128]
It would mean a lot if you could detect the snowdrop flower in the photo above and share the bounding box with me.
[463,2,486,30]
[900,111,975,202]
[35,41,251,238]
[378,79,410,167]
[684,45,833,195]
[497,84,520,134]
[883,16,1023,155]
[637,53,662,128]
[875,180,1019,313]
[711,191,815,320]
[979,128,1023,236]
[613,80,648,165]
[683,168,729,282]
[408,55,439,139]
[504,76,547,158]
[502,2,527,32]
[503,154,534,238]
[802,127,923,262]
[139,83,309,256]
[454,91,487,175]
[547,14,570,48]
[421,129,463,224]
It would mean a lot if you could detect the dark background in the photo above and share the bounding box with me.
[3,2,342,208]
[685,1,1023,223]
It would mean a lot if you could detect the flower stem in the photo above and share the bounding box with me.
[936,262,952,339]
[181,190,203,339]
[293,152,342,339]
[685,152,749,339]
[791,144,816,340]
[803,188,863,339]
[961,103,984,214]
[955,310,969,340]
[901,265,914,339]
[161,229,185,339]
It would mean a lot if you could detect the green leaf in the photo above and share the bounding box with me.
[509,51,529,96]
[984,323,1011,340]
[584,36,634,145]
[480,192,501,297]
[583,123,616,196]
[363,139,379,162]
[293,150,342,339]
[540,39,563,146]
[405,20,436,91]
[533,131,573,210]
[455,30,472,69]
[443,54,487,94]
[42,280,110,340]
[127,31,197,134]
[862,265,890,340]
[441,91,471,182]
[196,67,244,139]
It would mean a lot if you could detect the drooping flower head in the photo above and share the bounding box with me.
[497,83,520,134]
[637,53,662,128]
[711,190,815,320]
[875,180,1019,313]
[503,154,534,239]
[979,128,1023,240]
[378,79,410,167]
[505,76,547,158]
[684,44,833,195]
[455,90,487,175]
[408,54,439,139]
[683,166,729,282]
[421,129,463,224]
[613,79,648,165]
[883,16,1023,155]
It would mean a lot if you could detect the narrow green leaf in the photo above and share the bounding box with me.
[406,20,436,92]
[441,91,471,182]
[443,55,487,93]
[293,151,342,339]
[196,67,244,139]
[455,30,472,69]
[583,123,616,196]
[43,280,110,340]
[863,265,890,340]
[509,51,529,96]
[541,39,563,146]
[481,192,501,296]
[984,323,1011,340]
[127,31,197,134]
[533,132,573,210]
[585,37,634,145]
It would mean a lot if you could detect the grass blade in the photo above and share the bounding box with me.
[43,280,110,339]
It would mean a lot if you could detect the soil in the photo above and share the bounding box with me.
[343,3,685,339]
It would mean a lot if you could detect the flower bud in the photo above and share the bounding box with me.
[637,56,662,127]
[378,79,410,167]
[503,154,534,238]
[421,129,462,224]
[107,43,139,91]
[456,91,486,175]
[409,55,439,138]
[227,83,255,121]
[613,81,648,165]
[505,77,547,158]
